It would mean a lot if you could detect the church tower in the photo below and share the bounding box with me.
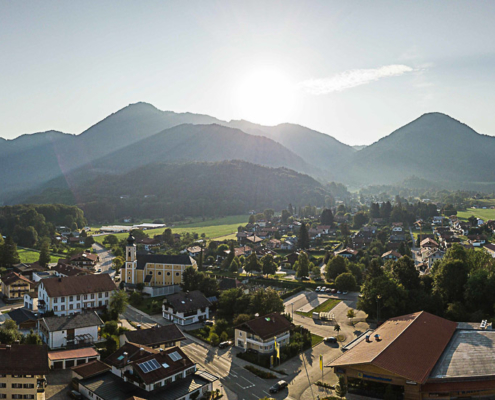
[124,234,137,284]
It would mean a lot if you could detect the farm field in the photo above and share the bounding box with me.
[457,207,495,222]
[18,248,60,264]
[93,215,249,244]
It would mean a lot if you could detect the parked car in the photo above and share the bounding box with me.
[325,288,332,293]
[321,286,327,292]
[301,277,310,281]
[324,337,337,344]
[205,320,214,326]
[69,391,82,400]
[269,380,288,393]
[314,277,323,281]
[219,341,232,349]
[315,286,321,292]
[337,290,341,294]
[342,291,348,295]
[331,288,337,294]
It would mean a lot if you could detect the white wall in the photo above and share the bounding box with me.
[49,325,99,349]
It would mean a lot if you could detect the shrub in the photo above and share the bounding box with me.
[220,331,228,342]
[208,332,220,346]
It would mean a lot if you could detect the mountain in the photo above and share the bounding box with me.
[344,113,495,185]
[223,120,355,175]
[24,161,329,222]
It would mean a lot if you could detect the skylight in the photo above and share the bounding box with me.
[169,351,182,362]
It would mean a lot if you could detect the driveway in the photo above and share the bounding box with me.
[46,370,72,400]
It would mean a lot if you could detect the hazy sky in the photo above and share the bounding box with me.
[2,1,495,145]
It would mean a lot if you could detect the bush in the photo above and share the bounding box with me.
[220,331,228,342]
[130,292,143,306]
[103,321,118,336]
[208,332,220,346]
[280,286,305,300]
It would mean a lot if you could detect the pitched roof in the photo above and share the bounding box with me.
[7,308,38,326]
[40,274,116,297]
[48,347,99,361]
[52,263,91,277]
[1,271,33,286]
[105,342,157,368]
[72,360,110,379]
[236,312,292,340]
[421,237,439,247]
[124,324,186,347]
[70,251,98,262]
[246,235,263,243]
[335,248,358,256]
[42,311,103,332]
[163,290,212,313]
[330,311,457,384]
[136,254,193,270]
[0,344,49,375]
[381,250,401,259]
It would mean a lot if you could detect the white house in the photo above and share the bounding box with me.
[24,290,39,311]
[38,311,103,349]
[38,274,116,316]
[162,290,211,326]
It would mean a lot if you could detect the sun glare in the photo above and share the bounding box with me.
[237,68,295,125]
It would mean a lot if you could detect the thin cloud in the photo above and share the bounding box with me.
[299,65,414,95]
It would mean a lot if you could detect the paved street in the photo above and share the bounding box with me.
[92,243,116,278]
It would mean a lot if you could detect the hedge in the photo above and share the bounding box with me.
[280,286,305,300]
[250,277,334,290]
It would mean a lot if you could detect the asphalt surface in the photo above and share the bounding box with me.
[92,243,116,278]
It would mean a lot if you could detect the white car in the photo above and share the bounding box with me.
[316,286,321,292]
[97,268,102,273]
[342,291,348,295]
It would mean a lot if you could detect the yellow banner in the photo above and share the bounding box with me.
[320,354,323,371]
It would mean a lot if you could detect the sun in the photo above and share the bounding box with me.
[237,68,296,125]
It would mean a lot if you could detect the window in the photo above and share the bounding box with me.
[23,384,34,389]
[69,296,73,301]
[158,272,162,275]
[105,300,109,306]
[24,396,35,399]
[61,297,65,302]
[175,272,180,276]
[12,384,22,388]
[54,298,58,303]
[69,304,73,310]
[0,394,6,399]
[167,272,171,276]
[91,294,95,299]
[77,295,80,300]
[84,295,88,300]
[105,292,108,297]
[0,383,6,388]
[12,395,23,400]
[54,306,58,311]
[98,293,102,298]
[61,305,65,311]
[148,271,153,275]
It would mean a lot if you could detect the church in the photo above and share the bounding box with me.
[124,234,197,287]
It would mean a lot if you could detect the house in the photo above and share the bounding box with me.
[467,235,487,246]
[391,222,403,232]
[69,236,86,246]
[162,290,211,326]
[285,252,300,267]
[1,271,35,301]
[186,246,202,258]
[76,343,217,400]
[38,311,104,349]
[51,262,91,277]
[69,251,99,269]
[422,248,445,268]
[24,290,39,311]
[72,360,111,381]
[136,237,161,251]
[267,239,281,249]
[124,235,197,287]
[48,347,100,370]
[381,250,401,261]
[433,216,444,225]
[234,246,252,257]
[389,234,406,242]
[484,243,495,258]
[7,308,39,330]
[235,312,291,354]
[246,234,263,245]
[420,238,439,249]
[120,324,186,349]
[0,344,49,400]
[280,239,296,250]
[334,248,359,259]
[37,274,116,316]
[236,231,249,244]
[13,262,47,280]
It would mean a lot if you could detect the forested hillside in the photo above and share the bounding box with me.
[26,161,332,222]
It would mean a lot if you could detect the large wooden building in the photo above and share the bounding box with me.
[330,311,495,399]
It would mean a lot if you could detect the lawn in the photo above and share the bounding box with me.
[18,248,60,264]
[311,334,323,346]
[296,298,341,318]
[457,207,495,222]
[94,215,249,244]
[131,295,166,315]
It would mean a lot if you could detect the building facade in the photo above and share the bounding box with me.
[1,272,34,301]
[162,290,211,326]
[124,235,197,287]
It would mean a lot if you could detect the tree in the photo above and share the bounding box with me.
[103,235,119,246]
[326,256,347,281]
[347,309,356,319]
[340,223,351,237]
[162,228,174,246]
[84,236,95,247]
[136,282,145,292]
[335,272,357,291]
[199,275,219,298]
[334,323,341,334]
[244,253,261,275]
[112,256,125,273]
[109,290,129,318]
[433,259,470,303]
[335,376,347,398]
[249,288,284,316]
[288,203,294,215]
[248,215,255,224]
[281,210,290,223]
[261,254,277,276]
[391,256,420,291]
[0,320,22,344]
[263,209,275,221]
[38,240,51,268]
[130,229,147,240]
[233,314,252,326]
[298,223,310,249]
[182,266,203,292]
[353,211,368,229]
[296,252,310,278]
[230,257,240,273]
[320,209,334,226]
[1,236,20,268]
[23,329,42,345]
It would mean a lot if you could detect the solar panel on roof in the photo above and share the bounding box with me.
[149,359,161,369]
[169,351,182,362]
[139,362,150,373]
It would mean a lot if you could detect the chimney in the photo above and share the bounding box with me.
[123,352,128,365]
[58,277,62,282]
[365,334,370,342]
[139,347,145,356]
[6,345,11,350]
[159,348,164,352]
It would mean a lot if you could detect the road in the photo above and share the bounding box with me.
[92,243,116,277]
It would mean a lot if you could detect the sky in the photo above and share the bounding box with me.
[2,1,495,145]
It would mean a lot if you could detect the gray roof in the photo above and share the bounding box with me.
[8,308,38,325]
[430,330,495,379]
[42,311,103,332]
[137,254,193,270]
[80,370,216,400]
[163,290,212,313]
[124,324,186,347]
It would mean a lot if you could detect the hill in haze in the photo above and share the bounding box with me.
[344,112,495,185]
[24,160,330,222]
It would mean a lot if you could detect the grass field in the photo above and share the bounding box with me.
[296,298,341,318]
[457,207,495,222]
[94,215,249,244]
[311,334,324,346]
[18,248,60,264]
